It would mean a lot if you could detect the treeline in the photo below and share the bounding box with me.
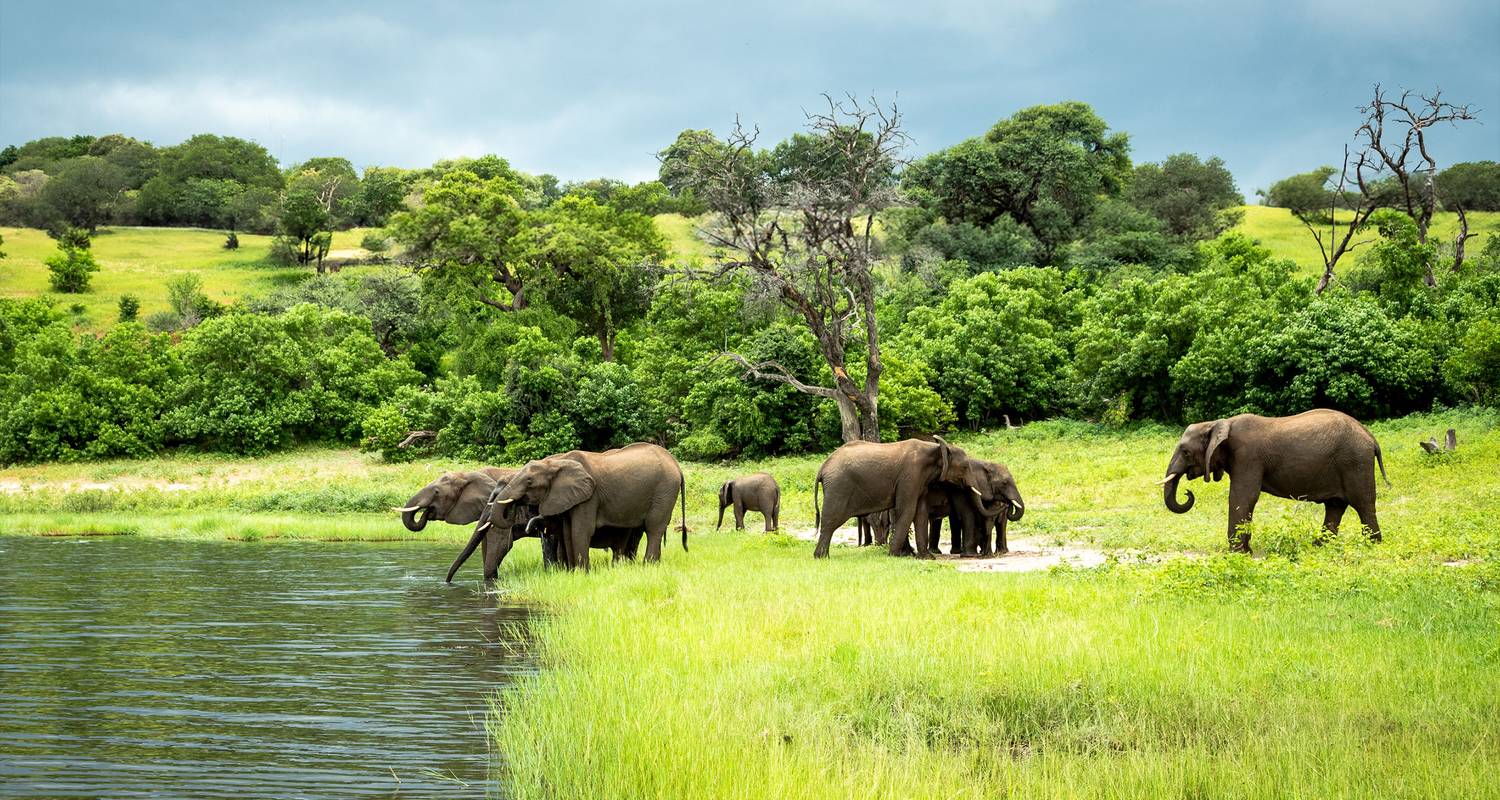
[0,134,702,270]
[0,100,1497,465]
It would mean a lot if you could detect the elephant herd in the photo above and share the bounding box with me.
[396,409,1389,581]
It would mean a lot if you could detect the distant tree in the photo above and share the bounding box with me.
[514,195,668,360]
[347,166,409,226]
[38,156,129,233]
[45,235,100,293]
[287,157,359,226]
[1437,161,1500,212]
[1264,166,1338,218]
[904,102,1131,263]
[2,135,95,173]
[160,134,282,189]
[278,188,334,272]
[87,134,159,188]
[663,97,907,442]
[390,167,532,311]
[1126,153,1243,240]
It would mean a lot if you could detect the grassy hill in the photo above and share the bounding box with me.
[0,226,377,328]
[4,208,1496,329]
[1233,205,1500,275]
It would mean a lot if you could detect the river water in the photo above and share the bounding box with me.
[0,535,533,798]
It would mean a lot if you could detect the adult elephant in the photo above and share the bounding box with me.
[489,443,686,571]
[717,473,781,532]
[393,468,511,532]
[1160,409,1387,552]
[444,492,643,582]
[964,460,1025,556]
[812,437,988,559]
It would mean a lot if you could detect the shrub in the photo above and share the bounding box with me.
[117,294,140,322]
[360,230,390,253]
[45,240,99,293]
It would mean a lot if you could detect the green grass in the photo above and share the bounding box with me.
[0,225,378,328]
[1233,205,1500,276]
[4,412,1497,797]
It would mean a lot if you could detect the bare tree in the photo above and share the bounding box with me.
[1351,85,1478,284]
[667,96,908,442]
[1301,85,1478,293]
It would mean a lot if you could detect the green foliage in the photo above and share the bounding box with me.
[1436,160,1500,211]
[117,294,139,322]
[44,235,100,293]
[905,102,1131,262]
[1263,166,1338,221]
[359,230,389,253]
[1125,153,1243,240]
[896,269,1075,425]
[166,305,422,455]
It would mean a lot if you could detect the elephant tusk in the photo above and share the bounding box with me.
[1154,473,1179,486]
[496,498,514,505]
[392,505,423,513]
[475,521,490,533]
[971,487,983,496]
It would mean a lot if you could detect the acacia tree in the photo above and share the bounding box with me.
[663,96,906,442]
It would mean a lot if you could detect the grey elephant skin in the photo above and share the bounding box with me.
[717,472,781,532]
[1161,408,1388,552]
[813,437,988,559]
[490,443,686,570]
[394,468,512,532]
[907,460,1025,556]
[445,484,644,582]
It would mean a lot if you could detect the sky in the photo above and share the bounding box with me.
[1,0,1497,197]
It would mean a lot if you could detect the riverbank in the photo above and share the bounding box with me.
[3,410,1498,797]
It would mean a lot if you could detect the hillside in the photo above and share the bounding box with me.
[0,226,378,327]
[3,208,1497,329]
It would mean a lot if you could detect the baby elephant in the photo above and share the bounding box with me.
[716,472,781,532]
[1161,408,1388,552]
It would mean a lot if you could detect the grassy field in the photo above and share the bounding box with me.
[2,410,1496,797]
[1233,205,1500,275]
[0,225,377,328]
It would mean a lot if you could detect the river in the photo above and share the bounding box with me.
[0,535,533,798]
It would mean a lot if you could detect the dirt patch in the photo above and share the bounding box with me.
[783,525,1118,573]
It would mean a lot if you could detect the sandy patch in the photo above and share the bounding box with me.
[783,525,1120,573]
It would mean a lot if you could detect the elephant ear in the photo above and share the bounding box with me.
[448,474,497,525]
[540,460,595,517]
[1204,420,1232,481]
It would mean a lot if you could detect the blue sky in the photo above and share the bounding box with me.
[1,0,1496,196]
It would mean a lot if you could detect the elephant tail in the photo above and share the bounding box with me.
[1374,440,1390,487]
[679,471,689,551]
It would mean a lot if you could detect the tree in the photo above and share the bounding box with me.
[39,156,128,232]
[1437,161,1500,212]
[513,195,667,360]
[663,96,906,442]
[1263,166,1337,218]
[45,235,100,293]
[1126,153,1243,240]
[390,168,531,312]
[278,188,334,272]
[287,157,359,226]
[904,102,1130,263]
[347,166,410,226]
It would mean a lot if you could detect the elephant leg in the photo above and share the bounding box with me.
[927,516,942,555]
[768,498,779,532]
[1227,477,1261,553]
[995,515,1009,555]
[734,500,746,531]
[1319,500,1348,543]
[644,523,665,563]
[567,509,595,572]
[1353,501,1381,543]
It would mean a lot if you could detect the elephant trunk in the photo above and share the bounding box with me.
[1006,498,1025,522]
[402,506,431,532]
[1163,473,1195,514]
[445,524,486,583]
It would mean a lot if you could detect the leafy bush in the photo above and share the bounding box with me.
[360,230,390,253]
[117,294,140,322]
[45,239,99,292]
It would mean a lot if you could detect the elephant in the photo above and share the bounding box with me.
[444,479,540,582]
[856,510,892,547]
[812,437,989,559]
[489,442,687,571]
[393,468,512,532]
[963,460,1025,556]
[717,473,781,532]
[1160,408,1388,552]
